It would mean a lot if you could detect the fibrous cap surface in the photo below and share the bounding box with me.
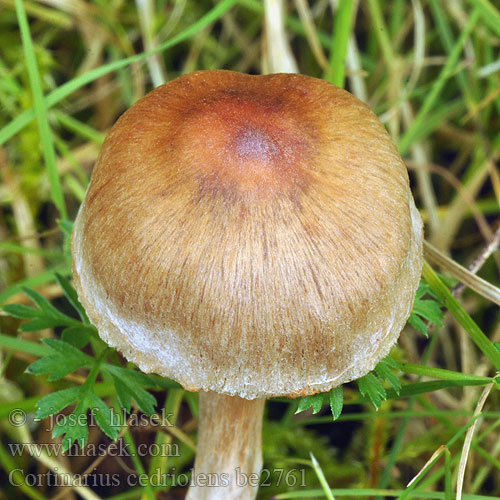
[72,70,423,399]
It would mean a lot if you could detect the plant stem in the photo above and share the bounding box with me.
[263,0,298,73]
[186,392,265,500]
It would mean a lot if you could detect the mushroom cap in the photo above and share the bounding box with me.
[72,70,423,399]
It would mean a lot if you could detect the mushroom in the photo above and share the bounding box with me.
[72,70,423,500]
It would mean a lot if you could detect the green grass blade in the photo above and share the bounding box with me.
[398,8,480,154]
[15,0,67,219]
[0,241,64,258]
[429,0,474,105]
[396,416,481,500]
[0,443,49,500]
[0,265,70,305]
[422,261,500,372]
[0,0,239,147]
[54,110,105,145]
[325,0,356,87]
[275,489,499,499]
[0,333,53,357]
[365,0,394,65]
[398,363,493,383]
[310,453,336,500]
[468,0,500,38]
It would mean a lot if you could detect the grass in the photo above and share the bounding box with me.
[0,1,499,500]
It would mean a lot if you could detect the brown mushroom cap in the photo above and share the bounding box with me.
[72,70,423,399]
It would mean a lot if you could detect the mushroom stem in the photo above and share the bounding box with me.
[186,392,265,500]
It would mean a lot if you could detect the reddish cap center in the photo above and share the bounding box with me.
[178,92,313,201]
